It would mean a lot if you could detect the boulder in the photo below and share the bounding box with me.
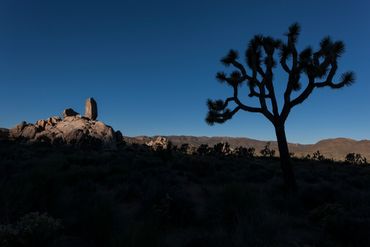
[85,97,98,120]
[20,125,38,139]
[9,121,27,139]
[63,108,79,118]
[35,120,47,129]
[146,136,169,150]
[48,116,61,125]
[32,117,116,148]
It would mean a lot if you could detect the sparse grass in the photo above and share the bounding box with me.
[1,141,370,246]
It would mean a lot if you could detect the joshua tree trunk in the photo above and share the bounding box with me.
[274,123,297,191]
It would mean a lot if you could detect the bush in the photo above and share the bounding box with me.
[179,143,190,154]
[212,142,231,156]
[325,215,370,247]
[197,144,210,156]
[0,212,62,247]
[260,142,275,158]
[312,150,325,161]
[345,153,367,165]
[233,146,255,158]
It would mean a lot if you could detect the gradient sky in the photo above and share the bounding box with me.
[1,0,369,144]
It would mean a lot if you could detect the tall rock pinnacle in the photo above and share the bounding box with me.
[85,97,98,120]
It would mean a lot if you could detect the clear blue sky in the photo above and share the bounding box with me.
[1,0,369,144]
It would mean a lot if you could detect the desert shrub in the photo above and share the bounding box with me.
[206,183,259,230]
[312,150,325,161]
[303,154,311,160]
[211,142,231,156]
[324,215,370,247]
[189,158,216,177]
[260,142,275,158]
[155,145,174,163]
[197,144,210,156]
[0,212,62,247]
[233,146,255,158]
[345,153,367,165]
[299,184,338,209]
[125,222,164,247]
[152,191,196,227]
[309,203,344,224]
[78,192,116,246]
[179,143,190,154]
[138,179,196,227]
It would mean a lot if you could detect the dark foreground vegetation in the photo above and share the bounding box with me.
[1,141,370,247]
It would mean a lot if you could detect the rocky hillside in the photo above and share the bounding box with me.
[1,98,122,148]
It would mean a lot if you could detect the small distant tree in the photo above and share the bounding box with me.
[312,150,325,161]
[212,142,231,156]
[206,23,355,190]
[197,144,210,155]
[179,143,190,154]
[345,153,367,165]
[260,142,276,158]
[234,146,255,158]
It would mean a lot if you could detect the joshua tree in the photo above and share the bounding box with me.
[206,23,355,190]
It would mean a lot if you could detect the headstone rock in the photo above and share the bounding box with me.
[85,97,98,120]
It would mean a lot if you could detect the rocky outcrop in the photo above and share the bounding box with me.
[146,136,169,150]
[85,97,98,120]
[8,98,120,149]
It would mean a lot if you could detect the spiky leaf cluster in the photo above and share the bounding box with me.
[206,108,232,125]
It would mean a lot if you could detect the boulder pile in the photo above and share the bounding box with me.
[145,136,169,150]
[7,98,121,148]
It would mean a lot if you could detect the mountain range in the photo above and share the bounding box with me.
[124,135,370,161]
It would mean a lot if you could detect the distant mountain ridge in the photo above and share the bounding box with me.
[124,135,370,161]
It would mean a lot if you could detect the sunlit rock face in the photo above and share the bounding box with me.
[146,136,169,150]
[8,98,119,149]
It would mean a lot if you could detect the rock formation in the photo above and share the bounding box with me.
[85,97,98,120]
[6,98,121,149]
[146,136,169,150]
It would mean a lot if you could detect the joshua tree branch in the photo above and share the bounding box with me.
[230,60,253,81]
[291,44,298,71]
[249,89,271,98]
[264,53,280,117]
[232,85,263,113]
[314,62,339,88]
[280,56,291,73]
[288,80,315,109]
[223,97,235,108]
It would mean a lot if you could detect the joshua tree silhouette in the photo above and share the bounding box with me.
[206,23,355,191]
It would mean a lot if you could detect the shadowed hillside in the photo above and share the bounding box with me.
[1,140,370,246]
